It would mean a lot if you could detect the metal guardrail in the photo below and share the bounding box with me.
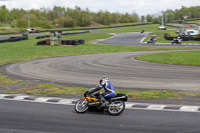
[0,23,153,35]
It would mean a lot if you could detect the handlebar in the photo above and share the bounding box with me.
[84,91,98,97]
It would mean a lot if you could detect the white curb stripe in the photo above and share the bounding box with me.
[35,97,52,102]
[147,105,166,110]
[0,94,200,113]
[0,94,10,98]
[125,102,134,108]
[180,106,199,112]
[14,96,30,100]
[58,99,76,105]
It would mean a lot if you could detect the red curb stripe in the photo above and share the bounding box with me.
[132,104,149,108]
[163,106,182,110]
[24,97,37,100]
[4,95,16,99]
[47,99,60,102]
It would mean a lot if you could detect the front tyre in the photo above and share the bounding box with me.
[108,100,125,115]
[75,99,89,113]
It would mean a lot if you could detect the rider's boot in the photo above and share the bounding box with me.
[99,95,108,106]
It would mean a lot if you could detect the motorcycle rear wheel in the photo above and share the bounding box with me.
[108,100,125,115]
[75,99,89,113]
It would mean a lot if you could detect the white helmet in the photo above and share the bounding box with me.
[100,77,109,84]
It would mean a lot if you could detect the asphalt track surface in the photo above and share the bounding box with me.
[0,99,200,133]
[98,32,148,45]
[97,32,200,46]
[6,51,200,92]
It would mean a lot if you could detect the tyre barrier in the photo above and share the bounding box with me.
[0,36,28,43]
[79,39,84,44]
[37,40,46,45]
[164,33,175,40]
[37,39,84,46]
[36,35,50,39]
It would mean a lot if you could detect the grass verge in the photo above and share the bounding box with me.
[137,50,200,66]
[0,75,25,87]
[1,74,200,99]
[11,83,200,99]
[93,24,175,34]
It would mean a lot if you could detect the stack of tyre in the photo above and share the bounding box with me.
[61,40,85,45]
[36,35,50,39]
[37,40,46,45]
[37,39,84,46]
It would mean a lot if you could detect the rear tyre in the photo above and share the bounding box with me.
[75,99,89,113]
[108,100,125,115]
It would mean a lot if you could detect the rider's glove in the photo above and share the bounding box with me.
[84,91,89,97]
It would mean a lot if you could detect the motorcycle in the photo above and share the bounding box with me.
[147,35,156,44]
[140,29,145,33]
[75,91,128,115]
[171,37,182,44]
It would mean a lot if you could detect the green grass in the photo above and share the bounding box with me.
[0,31,195,66]
[186,20,200,25]
[93,24,175,34]
[0,75,25,87]
[13,83,200,99]
[144,30,177,43]
[118,90,182,99]
[0,28,21,34]
[137,50,200,66]
[16,83,88,95]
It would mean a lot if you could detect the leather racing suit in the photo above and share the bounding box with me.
[88,81,116,99]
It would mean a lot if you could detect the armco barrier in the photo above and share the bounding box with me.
[1,23,153,36]
[0,36,28,43]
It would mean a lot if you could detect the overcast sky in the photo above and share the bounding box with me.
[0,0,200,16]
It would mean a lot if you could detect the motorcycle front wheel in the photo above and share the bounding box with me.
[108,100,125,115]
[75,99,89,113]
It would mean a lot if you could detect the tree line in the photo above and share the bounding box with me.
[0,5,139,29]
[1,5,200,29]
[163,6,200,22]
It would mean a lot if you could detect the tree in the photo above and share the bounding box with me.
[146,14,153,22]
[153,18,160,24]
[16,19,28,28]
[130,13,139,23]
[0,5,9,22]
[0,5,142,28]
[111,13,120,24]
[141,16,145,22]
[57,16,75,28]
[164,10,175,22]
[120,13,130,23]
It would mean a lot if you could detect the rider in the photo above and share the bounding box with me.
[87,77,116,105]
[151,35,156,41]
